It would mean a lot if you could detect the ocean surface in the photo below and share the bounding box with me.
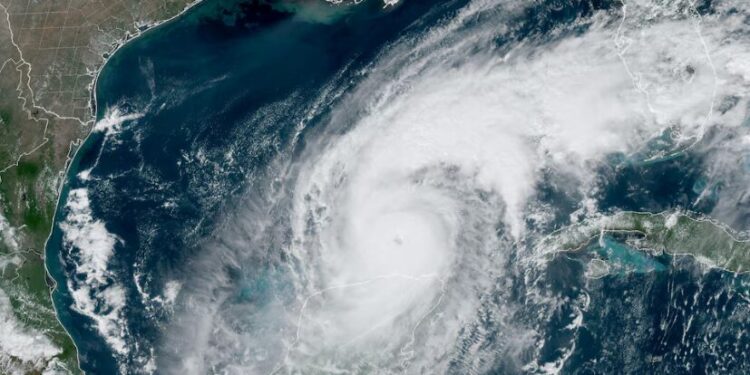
[48,1,460,371]
[46,0,750,373]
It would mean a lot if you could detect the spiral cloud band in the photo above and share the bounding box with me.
[159,0,750,373]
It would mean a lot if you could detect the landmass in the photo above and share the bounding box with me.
[537,211,750,275]
[0,0,196,373]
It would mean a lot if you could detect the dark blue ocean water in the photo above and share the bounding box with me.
[45,0,750,373]
[47,0,469,372]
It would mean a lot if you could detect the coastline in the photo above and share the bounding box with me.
[42,1,204,372]
[538,210,750,277]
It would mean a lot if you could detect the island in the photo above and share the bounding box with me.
[537,211,750,275]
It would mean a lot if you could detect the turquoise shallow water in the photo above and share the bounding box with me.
[593,236,667,274]
[45,0,750,373]
[46,0,460,372]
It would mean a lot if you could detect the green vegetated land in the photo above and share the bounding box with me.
[0,0,196,373]
[539,211,750,274]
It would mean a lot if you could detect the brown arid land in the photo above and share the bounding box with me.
[0,0,196,373]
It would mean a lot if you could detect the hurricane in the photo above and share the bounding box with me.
[49,0,750,373]
[151,0,750,372]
